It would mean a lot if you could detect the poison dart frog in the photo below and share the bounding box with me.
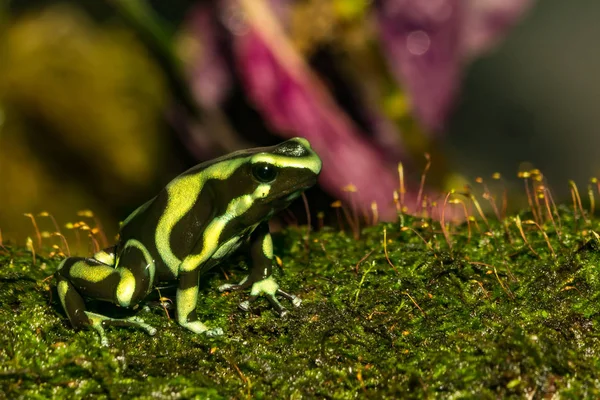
[56,138,322,345]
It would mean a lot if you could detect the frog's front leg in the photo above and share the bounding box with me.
[219,222,302,315]
[176,266,223,336]
[55,242,157,346]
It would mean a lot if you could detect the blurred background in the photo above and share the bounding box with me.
[0,0,599,250]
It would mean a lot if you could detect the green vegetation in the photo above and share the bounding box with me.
[2,204,600,398]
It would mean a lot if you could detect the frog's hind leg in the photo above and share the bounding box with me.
[56,241,157,345]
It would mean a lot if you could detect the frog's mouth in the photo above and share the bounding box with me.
[289,175,318,194]
[273,175,318,205]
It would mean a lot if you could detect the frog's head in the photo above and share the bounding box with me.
[248,137,321,208]
[212,137,322,226]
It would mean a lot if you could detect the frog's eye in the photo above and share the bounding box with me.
[252,163,278,183]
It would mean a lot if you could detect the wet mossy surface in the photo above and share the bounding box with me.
[2,210,600,398]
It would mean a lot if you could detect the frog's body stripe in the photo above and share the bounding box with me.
[177,286,196,320]
[176,274,200,325]
[116,269,136,307]
[114,239,155,307]
[250,154,321,175]
[262,233,273,259]
[93,249,115,265]
[156,158,248,275]
[57,280,69,310]
[70,261,114,283]
[121,239,155,293]
[156,175,202,274]
[180,183,271,272]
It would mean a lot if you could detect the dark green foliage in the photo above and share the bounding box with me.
[2,211,600,398]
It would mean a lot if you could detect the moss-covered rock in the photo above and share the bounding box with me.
[2,210,600,398]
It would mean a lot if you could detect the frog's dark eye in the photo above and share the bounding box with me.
[252,163,278,183]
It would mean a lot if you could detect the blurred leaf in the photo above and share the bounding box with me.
[1,5,166,189]
[108,0,205,121]
[333,0,369,21]
[0,4,168,239]
[179,4,232,109]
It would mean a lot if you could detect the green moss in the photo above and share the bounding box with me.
[2,210,600,398]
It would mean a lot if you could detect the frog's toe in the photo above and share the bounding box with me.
[205,327,224,337]
[181,320,223,336]
[265,294,287,315]
[225,276,301,316]
[239,294,287,316]
[277,288,302,307]
[219,276,250,293]
[238,299,252,312]
[218,283,242,292]
[90,323,109,347]
[278,308,289,318]
[127,316,157,336]
[84,311,156,345]
[181,320,208,334]
[237,277,303,317]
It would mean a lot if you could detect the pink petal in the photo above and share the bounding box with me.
[183,4,231,109]
[375,0,464,132]
[375,0,534,131]
[229,0,407,219]
[463,0,535,56]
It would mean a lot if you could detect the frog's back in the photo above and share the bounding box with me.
[117,158,235,281]
[117,139,321,282]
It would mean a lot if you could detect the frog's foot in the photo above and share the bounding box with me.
[180,320,223,336]
[219,276,302,316]
[84,311,157,346]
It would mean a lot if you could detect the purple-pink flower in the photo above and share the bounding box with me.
[376,0,534,132]
[231,0,404,218]
[181,0,534,219]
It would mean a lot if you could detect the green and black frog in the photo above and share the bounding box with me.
[55,137,322,345]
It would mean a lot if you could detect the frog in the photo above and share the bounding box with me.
[55,137,322,345]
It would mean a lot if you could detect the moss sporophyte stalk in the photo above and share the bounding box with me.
[3,167,600,397]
